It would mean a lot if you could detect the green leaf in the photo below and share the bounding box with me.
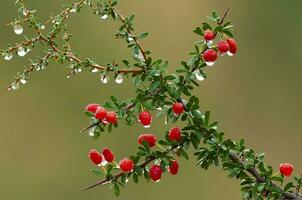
[107,164,114,173]
[284,182,294,191]
[164,74,177,80]
[179,148,189,160]
[176,67,188,73]
[128,14,135,22]
[141,140,150,153]
[190,133,200,149]
[110,95,118,102]
[271,176,284,183]
[91,169,103,176]
[133,173,139,183]
[122,59,130,67]
[194,27,203,36]
[223,30,233,38]
[214,25,223,33]
[108,123,113,133]
[204,111,210,125]
[202,22,212,31]
[164,85,178,99]
[212,10,220,21]
[84,111,94,117]
[133,75,141,86]
[114,183,120,196]
[138,32,148,39]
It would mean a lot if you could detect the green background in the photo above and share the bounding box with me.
[1,0,302,199]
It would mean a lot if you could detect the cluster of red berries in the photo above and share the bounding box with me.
[89,147,179,181]
[89,148,115,165]
[86,99,184,129]
[279,163,294,177]
[138,102,185,128]
[87,102,296,184]
[203,29,237,66]
[86,102,185,182]
[86,104,117,124]
[137,128,181,147]
[119,159,179,181]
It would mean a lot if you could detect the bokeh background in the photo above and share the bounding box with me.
[1,0,302,199]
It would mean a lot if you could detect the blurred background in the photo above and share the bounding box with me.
[1,0,302,199]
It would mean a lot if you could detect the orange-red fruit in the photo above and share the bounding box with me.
[119,158,134,172]
[138,134,157,147]
[203,49,218,62]
[106,111,117,124]
[204,29,215,41]
[279,163,294,177]
[95,107,107,120]
[217,41,229,54]
[226,38,237,54]
[102,148,114,163]
[89,149,103,165]
[86,104,100,113]
[169,160,179,175]
[138,111,152,127]
[169,127,182,141]
[172,102,184,115]
[149,165,163,181]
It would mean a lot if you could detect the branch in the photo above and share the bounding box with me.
[218,8,230,25]
[82,143,183,191]
[229,153,302,200]
[80,87,164,133]
[5,2,301,199]
[112,7,148,62]
[5,36,41,53]
[5,0,148,90]
[80,121,101,133]
[43,0,86,26]
[7,52,51,90]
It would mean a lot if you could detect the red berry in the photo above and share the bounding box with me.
[102,148,114,163]
[89,149,103,165]
[169,127,182,141]
[106,111,117,124]
[217,41,229,54]
[279,163,294,177]
[203,49,218,62]
[149,165,163,181]
[169,160,179,175]
[138,111,152,127]
[172,102,184,115]
[204,29,215,41]
[138,134,157,147]
[227,38,237,54]
[86,104,100,113]
[119,158,134,172]
[95,107,107,120]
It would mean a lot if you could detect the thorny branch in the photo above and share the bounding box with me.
[82,143,184,191]
[3,1,302,199]
[4,0,146,90]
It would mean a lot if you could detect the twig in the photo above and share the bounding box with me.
[80,122,101,133]
[82,144,183,191]
[229,153,302,200]
[7,52,51,90]
[218,8,230,25]
[38,33,145,75]
[6,36,42,53]
[43,0,86,26]
[112,7,148,62]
